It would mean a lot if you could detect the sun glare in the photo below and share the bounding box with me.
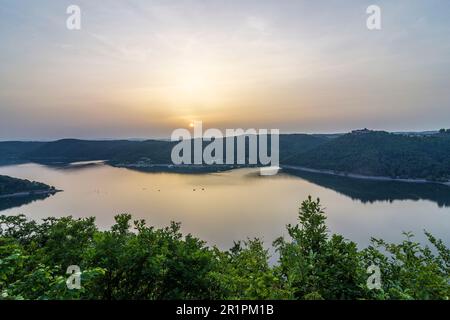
[179,74,209,94]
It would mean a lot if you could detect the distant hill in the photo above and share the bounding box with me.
[279,134,329,161]
[0,141,45,165]
[21,139,175,164]
[0,135,327,165]
[1,130,450,181]
[286,130,450,181]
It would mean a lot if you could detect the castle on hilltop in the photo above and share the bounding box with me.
[351,128,372,135]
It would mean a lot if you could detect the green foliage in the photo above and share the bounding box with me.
[273,197,365,299]
[361,232,449,299]
[210,239,291,299]
[0,197,448,300]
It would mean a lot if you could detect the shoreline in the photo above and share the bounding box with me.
[282,165,450,186]
[109,162,244,173]
[0,189,62,199]
[7,161,448,187]
[112,162,450,186]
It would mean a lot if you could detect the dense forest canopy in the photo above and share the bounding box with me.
[285,131,450,181]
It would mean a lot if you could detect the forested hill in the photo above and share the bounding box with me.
[0,141,45,165]
[285,130,450,181]
[0,135,328,165]
[1,130,450,181]
[0,175,55,196]
[21,139,175,164]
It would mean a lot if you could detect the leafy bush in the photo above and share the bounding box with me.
[0,197,448,300]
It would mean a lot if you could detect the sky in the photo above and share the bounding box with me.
[0,0,449,140]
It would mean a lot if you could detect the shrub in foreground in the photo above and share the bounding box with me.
[0,197,448,300]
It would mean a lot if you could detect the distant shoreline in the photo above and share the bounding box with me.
[282,165,450,186]
[110,162,243,174]
[4,160,449,187]
[111,162,450,186]
[0,189,62,199]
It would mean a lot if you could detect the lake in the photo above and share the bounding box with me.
[0,162,449,251]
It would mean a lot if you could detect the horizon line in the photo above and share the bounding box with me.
[0,128,443,142]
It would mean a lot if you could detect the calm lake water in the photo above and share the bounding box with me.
[0,162,449,251]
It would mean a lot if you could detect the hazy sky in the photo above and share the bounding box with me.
[1,0,449,140]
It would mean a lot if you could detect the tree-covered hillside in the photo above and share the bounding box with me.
[0,142,45,165]
[1,130,450,181]
[286,131,450,181]
[0,135,328,166]
[21,139,176,164]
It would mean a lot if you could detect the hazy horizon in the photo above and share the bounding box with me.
[1,0,450,140]
[0,128,444,143]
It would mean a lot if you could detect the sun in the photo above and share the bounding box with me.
[179,74,209,95]
[163,60,228,108]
